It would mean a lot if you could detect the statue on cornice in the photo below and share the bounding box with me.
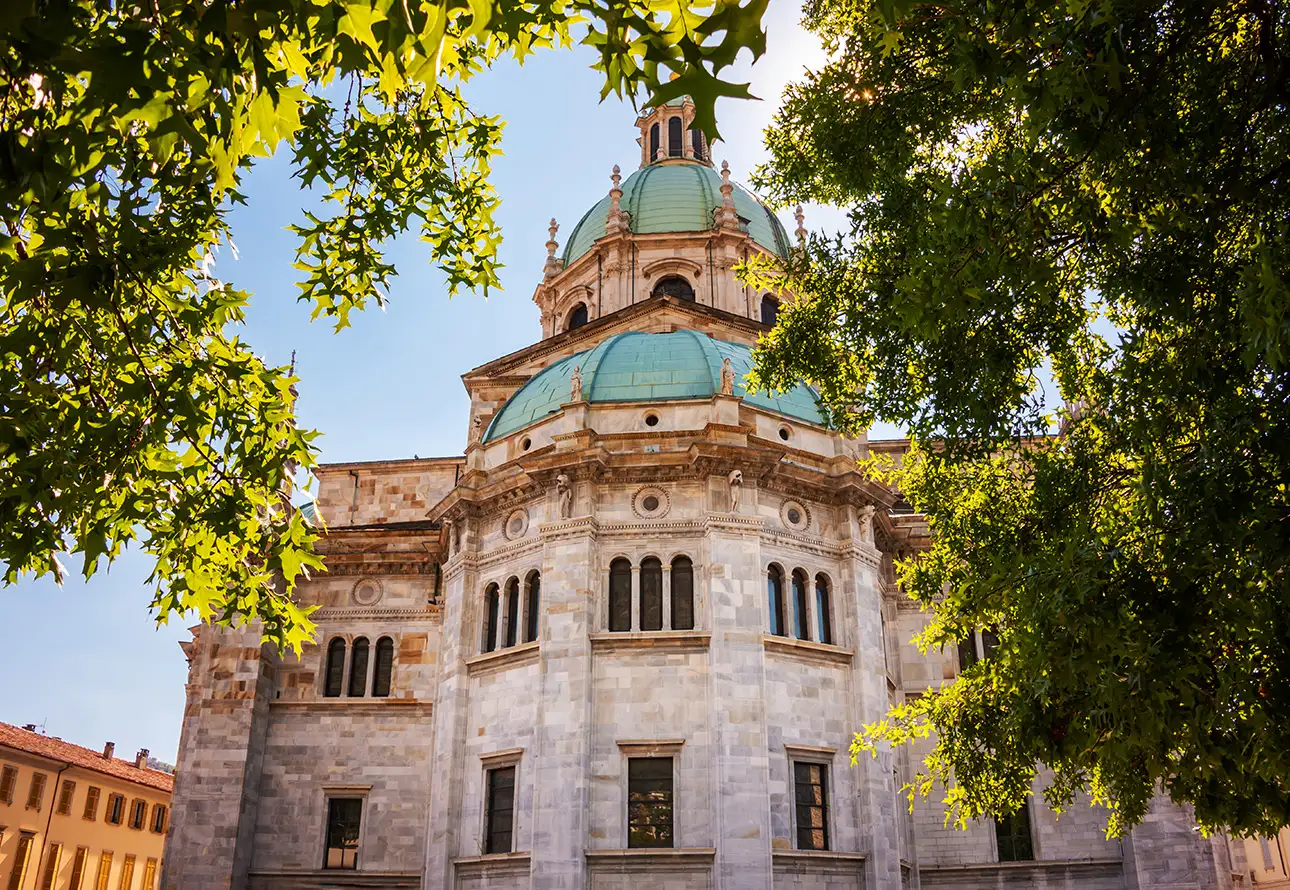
[570,365,583,403]
[556,473,573,520]
[720,357,735,396]
[858,504,876,544]
[727,469,743,513]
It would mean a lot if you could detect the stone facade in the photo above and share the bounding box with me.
[162,105,1268,890]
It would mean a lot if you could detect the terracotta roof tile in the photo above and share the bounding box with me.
[0,721,174,794]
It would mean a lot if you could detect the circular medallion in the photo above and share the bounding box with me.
[504,508,530,540]
[632,486,671,519]
[780,500,811,532]
[352,578,383,606]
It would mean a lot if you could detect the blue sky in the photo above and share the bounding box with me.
[0,1,849,762]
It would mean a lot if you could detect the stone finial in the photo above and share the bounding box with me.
[555,473,572,520]
[611,164,622,192]
[720,357,735,395]
[607,165,629,234]
[570,365,583,402]
[727,468,743,513]
[720,159,731,185]
[544,218,563,279]
[794,205,807,244]
[716,160,738,229]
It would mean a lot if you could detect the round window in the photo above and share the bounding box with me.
[504,508,529,540]
[521,437,532,451]
[780,500,810,531]
[642,495,660,512]
[644,413,660,427]
[778,426,792,441]
[632,486,670,519]
[786,507,802,525]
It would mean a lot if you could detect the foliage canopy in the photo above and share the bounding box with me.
[0,0,768,650]
[750,0,1290,837]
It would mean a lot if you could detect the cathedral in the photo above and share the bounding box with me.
[161,99,1276,890]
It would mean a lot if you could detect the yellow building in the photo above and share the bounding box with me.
[0,721,172,890]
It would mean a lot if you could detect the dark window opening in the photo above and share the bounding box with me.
[485,766,516,854]
[609,558,632,632]
[524,572,541,643]
[129,798,147,830]
[671,556,694,631]
[504,578,520,648]
[981,627,1000,659]
[667,116,683,157]
[640,557,663,631]
[484,583,500,652]
[794,761,830,851]
[792,569,810,641]
[372,636,394,697]
[691,127,704,161]
[760,295,780,326]
[567,302,588,330]
[767,565,786,637]
[995,802,1034,862]
[815,574,832,645]
[324,639,346,697]
[649,123,660,161]
[651,275,694,301]
[347,637,369,697]
[324,798,363,869]
[628,757,674,848]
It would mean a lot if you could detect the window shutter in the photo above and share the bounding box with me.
[27,772,46,809]
[57,779,76,815]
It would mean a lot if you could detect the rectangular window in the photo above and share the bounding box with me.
[117,854,135,890]
[485,766,516,854]
[627,757,674,848]
[150,803,167,834]
[106,793,125,825]
[26,772,47,810]
[794,761,830,851]
[7,833,36,890]
[83,786,101,821]
[128,799,147,830]
[57,779,76,815]
[323,798,363,869]
[994,801,1034,862]
[69,848,89,890]
[94,853,113,890]
[39,842,61,890]
[0,765,16,804]
[141,859,157,890]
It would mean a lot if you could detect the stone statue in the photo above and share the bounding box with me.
[556,473,572,520]
[470,415,483,444]
[443,519,455,557]
[720,357,735,396]
[727,469,743,513]
[858,504,876,544]
[570,365,583,402]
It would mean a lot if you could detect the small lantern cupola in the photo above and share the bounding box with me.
[634,94,711,169]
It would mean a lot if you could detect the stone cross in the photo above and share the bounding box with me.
[727,469,743,513]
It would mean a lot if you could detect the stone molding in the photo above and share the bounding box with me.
[762,634,855,666]
[268,699,433,716]
[771,850,867,876]
[465,641,540,676]
[312,606,440,622]
[248,871,422,889]
[537,516,600,543]
[616,738,686,756]
[451,852,531,880]
[916,858,1125,887]
[783,743,837,759]
[475,537,544,570]
[761,530,844,561]
[584,848,716,870]
[702,513,767,533]
[840,541,883,568]
[589,631,711,654]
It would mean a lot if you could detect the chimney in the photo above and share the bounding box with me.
[103,741,115,760]
[21,723,36,732]
[135,748,149,769]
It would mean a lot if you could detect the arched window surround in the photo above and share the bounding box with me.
[767,563,787,637]
[323,637,346,697]
[760,294,780,326]
[524,570,541,644]
[651,275,695,301]
[667,116,683,157]
[606,553,701,633]
[791,569,811,642]
[649,123,660,161]
[372,636,395,697]
[483,583,501,653]
[566,302,589,331]
[813,574,833,646]
[481,570,542,655]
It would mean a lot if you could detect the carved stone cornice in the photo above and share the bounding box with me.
[703,513,768,534]
[320,556,440,578]
[476,537,545,569]
[840,541,883,569]
[537,516,600,543]
[312,605,441,622]
[760,530,845,561]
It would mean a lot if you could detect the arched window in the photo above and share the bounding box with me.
[504,577,520,648]
[324,638,346,697]
[649,123,660,161]
[640,557,663,631]
[524,571,541,643]
[372,636,394,697]
[483,583,500,652]
[348,637,370,697]
[567,302,588,330]
[792,570,810,641]
[691,128,704,161]
[671,556,694,631]
[767,565,786,637]
[760,295,780,326]
[814,574,832,645]
[609,558,632,632]
[651,275,695,301]
[668,116,683,157]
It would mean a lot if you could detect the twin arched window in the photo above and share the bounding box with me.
[767,564,832,645]
[324,636,395,698]
[483,571,541,653]
[608,556,695,632]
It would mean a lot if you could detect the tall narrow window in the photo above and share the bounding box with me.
[640,557,663,631]
[485,766,516,854]
[347,637,369,697]
[691,127,704,161]
[504,577,520,648]
[141,859,157,890]
[324,798,363,869]
[981,627,1000,658]
[106,793,125,825]
[483,583,500,652]
[814,574,832,645]
[94,852,112,890]
[767,565,786,636]
[566,303,588,330]
[150,803,168,835]
[118,854,135,890]
[792,570,810,640]
[57,779,76,815]
[667,116,683,157]
[794,762,830,851]
[372,637,394,697]
[524,572,541,643]
[649,123,660,160]
[957,633,979,672]
[627,758,674,848]
[83,786,100,821]
[324,638,346,697]
[68,847,89,890]
[8,832,35,890]
[609,558,632,632]
[0,764,16,803]
[760,295,780,326]
[39,843,61,890]
[994,801,1034,861]
[670,556,694,631]
[128,798,146,830]
[27,772,46,810]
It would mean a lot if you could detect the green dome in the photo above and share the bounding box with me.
[561,162,793,266]
[483,331,825,442]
